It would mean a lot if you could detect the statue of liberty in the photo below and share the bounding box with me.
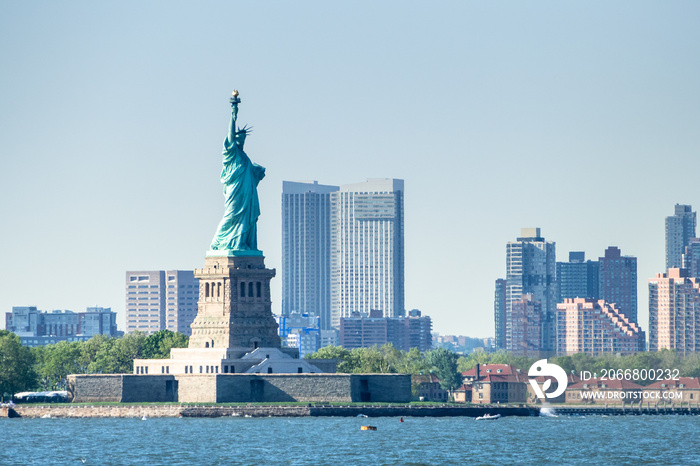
[209,90,265,256]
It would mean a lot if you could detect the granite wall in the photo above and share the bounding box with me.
[68,373,411,403]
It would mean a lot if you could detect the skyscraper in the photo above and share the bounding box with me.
[505,228,557,353]
[509,294,542,357]
[281,181,339,330]
[125,270,199,335]
[330,179,405,329]
[556,251,599,303]
[598,247,637,323]
[649,268,700,354]
[494,278,507,350]
[682,238,700,278]
[665,204,696,270]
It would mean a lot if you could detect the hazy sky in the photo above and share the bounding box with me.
[2,1,700,337]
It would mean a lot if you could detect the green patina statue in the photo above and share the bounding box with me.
[209,90,265,256]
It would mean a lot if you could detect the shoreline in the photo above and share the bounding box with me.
[7,404,699,419]
[6,404,539,419]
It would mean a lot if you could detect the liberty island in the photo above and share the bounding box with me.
[65,91,411,404]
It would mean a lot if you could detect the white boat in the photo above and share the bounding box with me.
[475,413,501,421]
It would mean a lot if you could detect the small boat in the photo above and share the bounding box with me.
[360,425,377,431]
[475,414,501,421]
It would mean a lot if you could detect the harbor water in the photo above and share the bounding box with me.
[1,414,699,465]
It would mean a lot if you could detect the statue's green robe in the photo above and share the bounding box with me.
[210,106,265,253]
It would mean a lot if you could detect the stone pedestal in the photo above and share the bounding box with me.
[189,255,280,350]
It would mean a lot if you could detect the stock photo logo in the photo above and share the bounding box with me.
[528,359,568,399]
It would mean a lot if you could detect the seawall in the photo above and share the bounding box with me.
[10,404,539,419]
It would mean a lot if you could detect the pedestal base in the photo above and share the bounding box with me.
[189,255,280,350]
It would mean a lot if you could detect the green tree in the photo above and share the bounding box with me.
[78,334,111,373]
[352,346,394,373]
[32,341,82,390]
[425,348,462,391]
[89,333,146,374]
[306,345,359,373]
[0,330,36,400]
[142,330,189,359]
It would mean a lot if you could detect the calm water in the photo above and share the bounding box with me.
[1,414,699,465]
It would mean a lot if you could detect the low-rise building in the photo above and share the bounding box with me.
[277,312,321,358]
[412,373,448,402]
[460,364,528,404]
[339,310,432,352]
[526,374,581,404]
[644,377,700,404]
[5,306,119,347]
[565,378,643,405]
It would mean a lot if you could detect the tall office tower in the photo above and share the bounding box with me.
[556,298,645,355]
[649,268,700,354]
[682,238,700,278]
[598,246,637,323]
[330,179,405,329]
[556,251,599,303]
[509,294,542,357]
[494,279,507,350]
[665,204,696,270]
[125,270,199,335]
[505,228,556,353]
[281,181,339,330]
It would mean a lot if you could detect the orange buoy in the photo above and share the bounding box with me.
[360,425,377,431]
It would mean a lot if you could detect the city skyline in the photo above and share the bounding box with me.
[2,2,700,337]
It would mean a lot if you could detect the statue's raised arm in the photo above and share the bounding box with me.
[227,90,241,145]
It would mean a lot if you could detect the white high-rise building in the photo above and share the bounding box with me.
[281,181,339,330]
[330,179,405,328]
[125,270,199,335]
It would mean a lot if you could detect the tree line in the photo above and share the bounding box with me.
[4,327,700,400]
[307,345,700,390]
[0,329,187,399]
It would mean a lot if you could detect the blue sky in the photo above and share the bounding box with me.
[2,1,700,337]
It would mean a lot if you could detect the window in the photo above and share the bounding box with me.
[256,282,261,298]
[240,282,246,297]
